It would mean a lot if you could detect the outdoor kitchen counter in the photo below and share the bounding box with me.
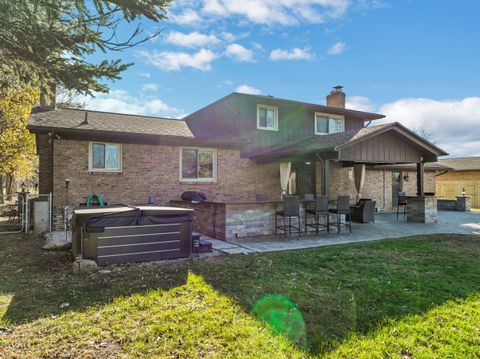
[169,199,310,240]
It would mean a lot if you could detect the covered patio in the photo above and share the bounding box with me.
[249,122,449,224]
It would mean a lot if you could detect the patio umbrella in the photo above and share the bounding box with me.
[354,164,366,202]
[280,162,291,197]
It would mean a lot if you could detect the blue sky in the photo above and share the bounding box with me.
[85,0,480,157]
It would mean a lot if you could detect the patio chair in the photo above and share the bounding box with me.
[328,195,352,234]
[352,200,376,223]
[305,195,330,235]
[275,195,301,238]
[397,192,407,220]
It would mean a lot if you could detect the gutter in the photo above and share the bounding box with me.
[28,125,247,150]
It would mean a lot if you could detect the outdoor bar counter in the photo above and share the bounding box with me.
[170,199,308,240]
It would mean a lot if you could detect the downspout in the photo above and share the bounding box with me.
[50,132,54,191]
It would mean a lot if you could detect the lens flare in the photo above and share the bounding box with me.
[252,294,307,348]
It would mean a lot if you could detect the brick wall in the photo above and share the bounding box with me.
[51,139,282,229]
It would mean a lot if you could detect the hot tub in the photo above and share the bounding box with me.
[71,206,194,265]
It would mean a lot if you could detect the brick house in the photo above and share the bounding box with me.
[29,87,448,238]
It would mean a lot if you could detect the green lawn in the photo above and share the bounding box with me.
[1,233,479,358]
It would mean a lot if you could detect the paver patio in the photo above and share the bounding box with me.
[209,210,480,254]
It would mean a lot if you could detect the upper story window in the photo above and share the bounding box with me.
[314,112,345,135]
[180,147,216,182]
[89,142,122,172]
[257,104,278,131]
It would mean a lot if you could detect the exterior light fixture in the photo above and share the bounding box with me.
[20,182,26,192]
[403,173,410,182]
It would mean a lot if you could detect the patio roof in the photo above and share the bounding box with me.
[245,122,448,164]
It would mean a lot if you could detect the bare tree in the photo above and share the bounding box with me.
[413,127,435,144]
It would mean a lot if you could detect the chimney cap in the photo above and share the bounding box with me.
[333,85,344,91]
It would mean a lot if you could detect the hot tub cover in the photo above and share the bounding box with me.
[72,205,194,232]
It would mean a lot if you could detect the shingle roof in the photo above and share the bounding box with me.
[231,92,385,121]
[29,107,194,138]
[246,123,390,158]
[439,157,480,171]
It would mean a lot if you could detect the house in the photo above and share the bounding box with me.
[28,86,448,238]
[436,157,480,208]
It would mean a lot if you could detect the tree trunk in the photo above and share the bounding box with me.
[0,175,4,204]
[5,174,14,200]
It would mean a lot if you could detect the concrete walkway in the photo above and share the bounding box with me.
[209,211,480,254]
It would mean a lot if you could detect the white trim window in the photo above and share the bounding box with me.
[257,104,278,131]
[314,112,345,135]
[89,142,122,172]
[180,147,217,182]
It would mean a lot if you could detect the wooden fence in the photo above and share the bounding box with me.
[436,180,480,208]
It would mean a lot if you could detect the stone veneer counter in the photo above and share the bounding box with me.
[170,199,307,240]
[406,196,438,223]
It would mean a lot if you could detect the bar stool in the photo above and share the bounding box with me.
[305,195,330,235]
[328,195,352,234]
[397,192,407,220]
[275,195,301,238]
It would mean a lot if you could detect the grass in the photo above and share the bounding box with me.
[0,233,479,357]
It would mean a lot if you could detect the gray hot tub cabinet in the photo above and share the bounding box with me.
[72,206,194,265]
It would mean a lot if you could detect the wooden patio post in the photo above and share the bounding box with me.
[416,162,425,196]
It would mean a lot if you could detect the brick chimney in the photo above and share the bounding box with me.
[39,83,57,110]
[326,85,345,108]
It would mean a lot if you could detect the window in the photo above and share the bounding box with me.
[314,113,345,135]
[257,104,278,131]
[180,148,216,182]
[89,142,121,172]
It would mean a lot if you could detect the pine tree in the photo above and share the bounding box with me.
[0,0,171,95]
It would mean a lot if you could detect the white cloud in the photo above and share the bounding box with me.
[165,31,220,48]
[378,97,480,157]
[216,79,234,89]
[168,8,203,26]
[220,31,250,42]
[346,96,374,112]
[225,43,255,62]
[138,72,151,78]
[235,84,262,95]
[202,0,349,25]
[137,49,217,71]
[85,90,184,118]
[269,47,314,61]
[327,41,346,55]
[141,83,159,92]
